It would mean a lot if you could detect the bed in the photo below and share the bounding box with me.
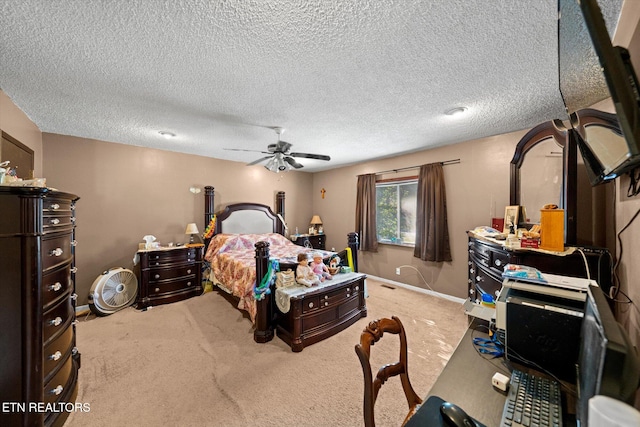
[202,186,365,350]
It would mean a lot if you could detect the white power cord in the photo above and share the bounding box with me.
[576,248,591,280]
[396,265,434,292]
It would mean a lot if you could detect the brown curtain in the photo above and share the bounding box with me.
[355,173,378,252]
[413,163,451,262]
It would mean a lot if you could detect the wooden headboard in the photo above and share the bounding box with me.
[204,186,286,235]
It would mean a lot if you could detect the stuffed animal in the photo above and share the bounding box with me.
[328,255,341,275]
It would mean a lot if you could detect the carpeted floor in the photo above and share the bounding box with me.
[65,278,468,427]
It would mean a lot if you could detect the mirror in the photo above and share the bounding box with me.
[519,138,564,223]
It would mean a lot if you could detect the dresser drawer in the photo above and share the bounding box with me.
[42,265,72,309]
[148,264,198,283]
[43,324,74,383]
[42,234,73,270]
[43,197,73,213]
[43,354,74,405]
[43,298,74,345]
[148,276,198,297]
[142,248,197,268]
[302,296,320,313]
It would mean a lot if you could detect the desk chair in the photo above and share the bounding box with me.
[355,316,423,427]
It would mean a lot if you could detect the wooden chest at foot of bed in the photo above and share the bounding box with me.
[276,273,367,352]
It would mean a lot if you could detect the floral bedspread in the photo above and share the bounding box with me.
[204,233,332,322]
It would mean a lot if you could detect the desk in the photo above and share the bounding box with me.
[404,327,506,426]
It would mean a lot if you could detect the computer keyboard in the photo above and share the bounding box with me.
[500,369,562,427]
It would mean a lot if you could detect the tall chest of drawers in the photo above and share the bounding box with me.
[0,187,80,427]
[135,245,203,309]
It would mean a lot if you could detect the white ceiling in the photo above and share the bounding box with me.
[0,0,624,172]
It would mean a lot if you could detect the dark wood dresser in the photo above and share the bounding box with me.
[0,187,80,427]
[276,272,367,352]
[467,232,612,303]
[135,245,204,309]
[291,233,326,250]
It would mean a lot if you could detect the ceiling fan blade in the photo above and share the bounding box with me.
[290,152,331,161]
[225,148,271,154]
[275,140,292,152]
[284,156,304,169]
[246,156,273,166]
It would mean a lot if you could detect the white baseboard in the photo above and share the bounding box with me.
[76,304,89,314]
[366,274,466,304]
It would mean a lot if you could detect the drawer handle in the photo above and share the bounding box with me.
[71,293,78,301]
[49,282,63,292]
[469,289,475,295]
[346,287,350,292]
[72,346,79,356]
[50,218,60,225]
[71,267,78,273]
[49,351,62,361]
[476,276,482,282]
[308,302,314,308]
[468,279,472,284]
[187,269,192,274]
[495,259,502,267]
[72,320,79,326]
[187,281,192,286]
[355,286,359,291]
[71,216,76,222]
[71,240,78,247]
[324,302,329,307]
[51,203,60,210]
[49,248,64,257]
[50,385,64,396]
[468,241,473,247]
[324,295,328,300]
[155,274,160,279]
[347,293,351,298]
[49,317,63,327]
[155,288,160,292]
[469,268,474,274]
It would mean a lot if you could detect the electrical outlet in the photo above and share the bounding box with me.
[395,267,401,275]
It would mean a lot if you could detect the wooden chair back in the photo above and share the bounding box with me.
[355,316,423,427]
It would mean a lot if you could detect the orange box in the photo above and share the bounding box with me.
[540,209,564,252]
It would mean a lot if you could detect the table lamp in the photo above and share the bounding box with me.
[310,215,323,235]
[185,223,200,244]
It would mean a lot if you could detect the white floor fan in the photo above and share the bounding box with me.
[88,267,138,316]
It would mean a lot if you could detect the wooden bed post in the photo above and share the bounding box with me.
[204,186,215,247]
[276,191,285,218]
[348,232,359,272]
[254,241,274,343]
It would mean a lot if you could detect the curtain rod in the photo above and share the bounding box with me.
[375,159,461,175]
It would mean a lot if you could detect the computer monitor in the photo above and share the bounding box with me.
[576,285,640,425]
[558,0,640,185]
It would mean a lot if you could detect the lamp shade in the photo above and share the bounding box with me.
[185,223,199,235]
[310,215,322,225]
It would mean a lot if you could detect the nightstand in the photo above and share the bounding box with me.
[291,234,326,250]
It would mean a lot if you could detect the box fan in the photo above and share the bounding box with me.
[89,267,138,316]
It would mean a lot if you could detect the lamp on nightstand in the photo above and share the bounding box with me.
[310,215,323,235]
[185,223,200,244]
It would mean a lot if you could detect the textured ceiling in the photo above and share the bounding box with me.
[0,0,624,172]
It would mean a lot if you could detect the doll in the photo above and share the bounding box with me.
[296,253,321,287]
[310,252,332,281]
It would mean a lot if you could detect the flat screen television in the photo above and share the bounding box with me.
[559,0,640,185]
[576,285,640,425]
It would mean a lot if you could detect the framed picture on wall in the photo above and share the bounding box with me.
[503,205,520,234]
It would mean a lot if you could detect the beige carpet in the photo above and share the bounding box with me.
[65,278,468,427]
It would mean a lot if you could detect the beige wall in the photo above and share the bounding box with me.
[313,130,526,300]
[42,134,314,305]
[0,90,43,176]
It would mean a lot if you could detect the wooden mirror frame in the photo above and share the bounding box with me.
[510,108,621,245]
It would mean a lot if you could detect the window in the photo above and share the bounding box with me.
[376,179,417,245]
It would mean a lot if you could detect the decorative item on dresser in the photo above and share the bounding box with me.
[135,245,203,309]
[0,187,80,427]
[291,233,326,250]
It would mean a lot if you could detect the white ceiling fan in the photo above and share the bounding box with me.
[225,128,331,172]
